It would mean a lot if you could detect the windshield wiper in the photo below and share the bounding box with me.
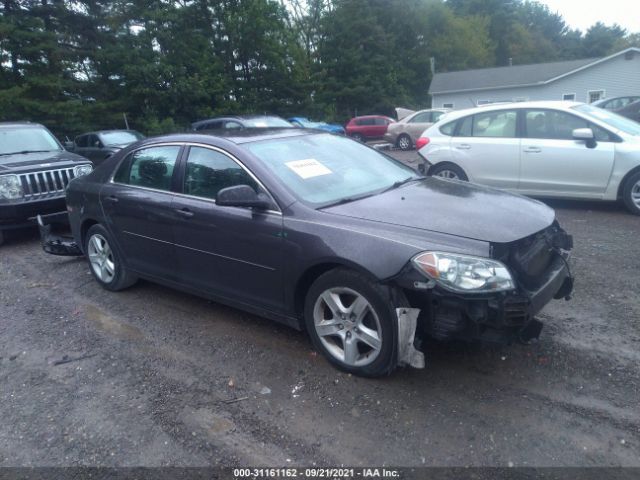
[380,176,424,194]
[0,149,55,156]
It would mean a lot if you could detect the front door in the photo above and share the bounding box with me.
[100,144,182,280]
[171,145,284,312]
[518,109,615,196]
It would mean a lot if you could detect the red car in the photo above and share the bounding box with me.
[345,115,395,141]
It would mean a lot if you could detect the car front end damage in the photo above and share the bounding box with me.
[392,223,574,346]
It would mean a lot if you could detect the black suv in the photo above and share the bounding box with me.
[0,122,93,245]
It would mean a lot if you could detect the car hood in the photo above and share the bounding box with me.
[0,150,90,172]
[322,178,555,244]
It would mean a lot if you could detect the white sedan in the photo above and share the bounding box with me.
[416,101,640,215]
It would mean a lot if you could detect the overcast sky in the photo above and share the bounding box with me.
[540,0,640,33]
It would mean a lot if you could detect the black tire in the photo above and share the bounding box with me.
[84,224,137,291]
[304,267,407,377]
[622,171,640,215]
[396,134,413,151]
[351,133,364,142]
[0,229,4,247]
[429,162,468,181]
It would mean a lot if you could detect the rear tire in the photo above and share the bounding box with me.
[622,171,640,215]
[351,133,364,142]
[429,163,468,181]
[396,134,412,151]
[304,267,407,377]
[85,224,137,291]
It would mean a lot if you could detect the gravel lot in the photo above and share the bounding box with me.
[1,149,639,467]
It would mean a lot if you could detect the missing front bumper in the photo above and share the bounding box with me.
[36,214,83,256]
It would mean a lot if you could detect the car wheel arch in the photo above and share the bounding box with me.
[428,161,470,180]
[293,260,382,322]
[80,218,100,250]
[617,165,640,199]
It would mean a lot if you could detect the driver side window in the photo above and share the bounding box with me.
[184,147,258,201]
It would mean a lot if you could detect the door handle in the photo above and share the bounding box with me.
[524,147,541,153]
[104,195,118,203]
[175,208,194,219]
[455,144,471,150]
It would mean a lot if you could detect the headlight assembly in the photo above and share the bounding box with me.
[0,175,24,201]
[412,251,515,293]
[73,164,93,177]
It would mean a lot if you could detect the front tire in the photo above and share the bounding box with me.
[429,163,468,181]
[622,171,640,215]
[396,134,412,151]
[304,268,405,377]
[85,224,137,291]
[351,133,364,142]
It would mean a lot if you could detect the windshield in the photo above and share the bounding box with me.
[0,126,62,155]
[100,131,144,146]
[246,133,420,206]
[244,117,293,128]
[573,104,640,136]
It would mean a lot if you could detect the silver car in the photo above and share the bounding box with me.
[417,101,640,215]
[384,108,449,150]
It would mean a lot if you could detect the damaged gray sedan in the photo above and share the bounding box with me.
[46,129,574,377]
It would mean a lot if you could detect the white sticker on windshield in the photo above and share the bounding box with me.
[286,159,333,179]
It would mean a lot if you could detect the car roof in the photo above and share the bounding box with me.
[440,100,585,121]
[149,127,318,145]
[192,115,284,125]
[0,121,44,128]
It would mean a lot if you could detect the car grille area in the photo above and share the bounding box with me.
[19,168,76,201]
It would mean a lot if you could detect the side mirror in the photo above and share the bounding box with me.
[572,128,596,148]
[216,185,271,210]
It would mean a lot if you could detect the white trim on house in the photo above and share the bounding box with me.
[563,93,576,101]
[588,90,605,103]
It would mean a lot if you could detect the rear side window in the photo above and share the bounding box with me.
[374,118,388,125]
[457,116,472,136]
[472,110,517,138]
[114,145,180,191]
[410,112,432,123]
[183,147,258,201]
[356,118,375,126]
[439,121,456,136]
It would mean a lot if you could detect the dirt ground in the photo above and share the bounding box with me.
[1,149,639,467]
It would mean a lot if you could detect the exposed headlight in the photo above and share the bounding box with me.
[412,251,515,293]
[73,164,93,177]
[0,175,24,201]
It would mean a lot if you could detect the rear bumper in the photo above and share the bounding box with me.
[394,254,573,344]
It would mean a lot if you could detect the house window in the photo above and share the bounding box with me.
[588,90,605,103]
[476,100,490,106]
[513,97,528,102]
[563,93,576,101]
[443,103,454,109]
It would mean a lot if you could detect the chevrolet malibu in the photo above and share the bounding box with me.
[60,129,574,376]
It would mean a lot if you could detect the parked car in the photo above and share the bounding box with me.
[345,115,395,142]
[416,101,640,215]
[592,96,640,111]
[0,122,92,245]
[48,129,573,376]
[191,115,293,131]
[288,117,345,135]
[68,130,145,166]
[384,108,449,150]
[593,96,640,123]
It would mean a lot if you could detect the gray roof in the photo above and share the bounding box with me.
[429,57,597,94]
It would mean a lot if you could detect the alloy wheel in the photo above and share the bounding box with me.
[398,135,411,150]
[434,169,459,180]
[632,179,640,208]
[312,287,382,367]
[87,233,115,283]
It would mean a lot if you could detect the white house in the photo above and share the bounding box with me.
[429,48,640,109]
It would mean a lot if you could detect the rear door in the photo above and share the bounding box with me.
[518,109,615,196]
[100,144,182,280]
[449,109,521,189]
